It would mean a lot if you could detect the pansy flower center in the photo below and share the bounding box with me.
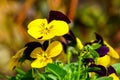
[39,22,53,36]
[42,52,48,57]
[40,27,50,35]
[38,22,49,34]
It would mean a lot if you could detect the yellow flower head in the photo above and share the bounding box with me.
[30,41,63,68]
[28,19,69,40]
[9,47,26,70]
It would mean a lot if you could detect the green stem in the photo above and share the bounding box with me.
[77,52,82,80]
[36,69,46,80]
[67,51,72,64]
[67,47,72,64]
[32,68,39,80]
[33,68,46,80]
[32,68,36,78]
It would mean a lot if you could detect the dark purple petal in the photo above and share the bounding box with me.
[95,33,104,45]
[61,42,67,53]
[25,42,42,47]
[107,66,116,75]
[84,58,94,62]
[69,30,76,40]
[48,10,71,23]
[43,40,49,51]
[89,64,107,76]
[63,30,77,45]
[96,46,109,57]
[63,34,73,41]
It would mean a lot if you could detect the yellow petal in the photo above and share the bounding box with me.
[27,19,48,39]
[9,47,26,70]
[104,41,119,59]
[48,20,69,36]
[97,55,110,67]
[30,47,43,58]
[109,73,119,80]
[76,37,83,49]
[31,57,52,68]
[46,41,63,58]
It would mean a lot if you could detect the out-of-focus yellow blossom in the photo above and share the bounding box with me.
[28,19,69,40]
[104,41,119,59]
[30,41,63,68]
[97,55,110,67]
[76,37,83,49]
[109,73,119,80]
[9,47,27,70]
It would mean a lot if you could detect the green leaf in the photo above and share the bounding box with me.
[90,49,99,58]
[112,63,120,75]
[46,63,67,80]
[91,43,101,49]
[86,67,101,72]
[96,76,113,80]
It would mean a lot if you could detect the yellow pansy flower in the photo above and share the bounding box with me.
[109,73,119,80]
[30,41,63,68]
[104,41,119,59]
[28,19,69,40]
[9,47,27,70]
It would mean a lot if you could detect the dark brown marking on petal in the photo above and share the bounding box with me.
[38,36,43,39]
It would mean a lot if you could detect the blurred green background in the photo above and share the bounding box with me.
[0,0,120,76]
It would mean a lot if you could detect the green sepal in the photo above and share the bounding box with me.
[91,43,101,49]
